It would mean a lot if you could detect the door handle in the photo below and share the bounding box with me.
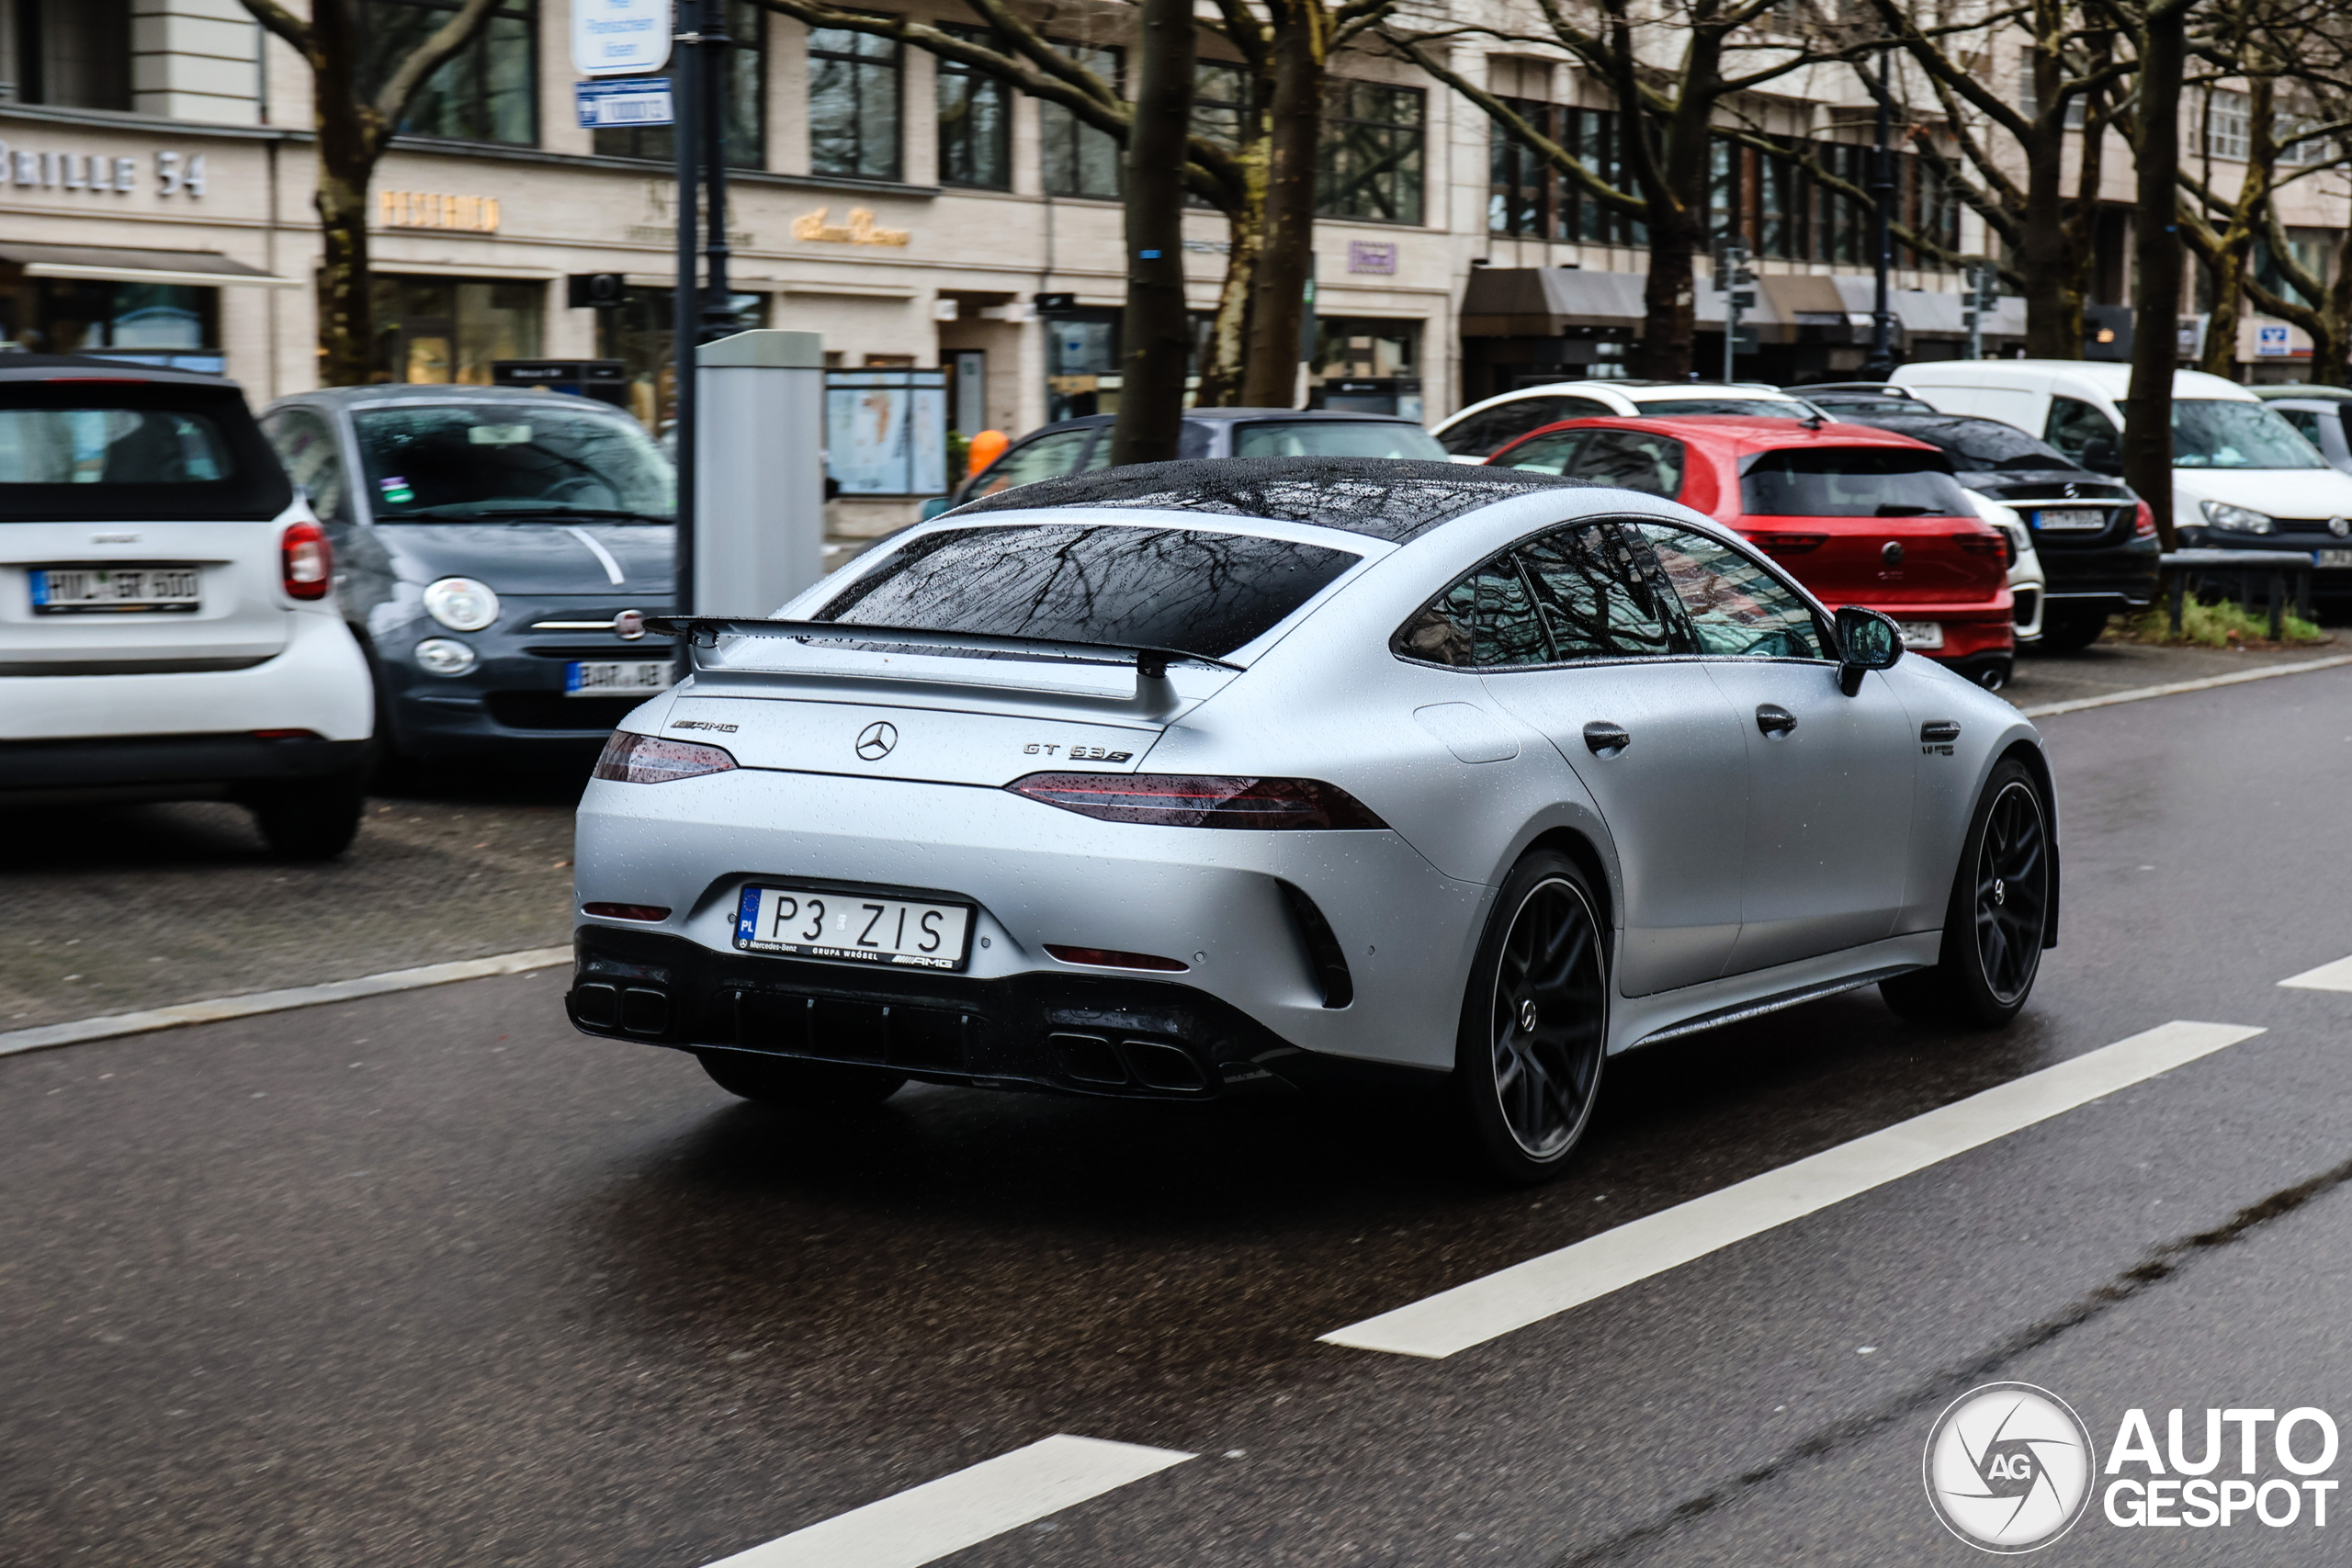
[1755,704,1798,738]
[1582,721,1631,757]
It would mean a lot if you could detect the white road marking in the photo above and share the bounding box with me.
[2279,955,2352,992]
[0,947,572,1058]
[1321,1020,2267,1359]
[700,1435,1194,1568]
[2018,653,2352,718]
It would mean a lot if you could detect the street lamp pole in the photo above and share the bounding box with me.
[672,0,703,637]
[1863,46,1898,380]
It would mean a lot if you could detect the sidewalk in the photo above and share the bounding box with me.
[2006,635,2343,710]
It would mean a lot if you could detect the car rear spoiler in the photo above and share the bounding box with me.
[641,617,1242,716]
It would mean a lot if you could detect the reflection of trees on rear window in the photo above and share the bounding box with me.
[816,523,1361,659]
[1741,448,1973,516]
[0,409,231,484]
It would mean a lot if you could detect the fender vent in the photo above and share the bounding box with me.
[1278,880,1355,1010]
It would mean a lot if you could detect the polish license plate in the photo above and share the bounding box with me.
[1896,621,1946,650]
[29,566,199,614]
[565,660,672,696]
[2032,508,2108,532]
[734,885,974,972]
[2315,549,2352,569]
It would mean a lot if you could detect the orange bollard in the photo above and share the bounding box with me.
[967,428,1009,477]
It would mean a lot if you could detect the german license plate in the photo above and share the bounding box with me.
[2032,508,2108,532]
[734,885,974,972]
[565,660,672,696]
[1897,620,1946,650]
[2315,549,2352,569]
[29,566,199,614]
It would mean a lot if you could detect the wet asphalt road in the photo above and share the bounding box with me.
[6,661,2352,1567]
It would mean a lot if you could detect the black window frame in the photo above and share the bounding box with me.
[1318,78,1424,224]
[934,24,1013,190]
[594,0,764,166]
[364,0,538,147]
[1488,97,1552,238]
[808,19,902,181]
[1040,39,1124,199]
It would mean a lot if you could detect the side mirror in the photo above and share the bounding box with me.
[1836,605,1905,695]
[2079,434,2123,475]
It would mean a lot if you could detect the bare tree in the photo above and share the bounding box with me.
[239,0,504,386]
[2115,0,2198,545]
[1112,0,1198,460]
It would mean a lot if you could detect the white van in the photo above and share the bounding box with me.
[1890,362,2352,580]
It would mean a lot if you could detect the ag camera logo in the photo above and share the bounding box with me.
[1923,1382,2097,1552]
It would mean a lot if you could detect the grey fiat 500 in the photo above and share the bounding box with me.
[260,385,676,763]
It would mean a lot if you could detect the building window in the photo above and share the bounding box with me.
[1553,107,1641,248]
[594,0,763,166]
[596,286,768,431]
[365,0,536,145]
[2,0,130,108]
[0,276,219,367]
[936,25,1010,189]
[1319,80,1422,223]
[372,276,543,385]
[1488,99,1552,238]
[808,25,900,181]
[2205,90,2251,161]
[1309,318,1420,418]
[1042,43,1122,198]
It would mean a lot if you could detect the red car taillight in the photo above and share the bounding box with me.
[280,519,332,600]
[593,731,737,783]
[2134,501,2157,538]
[1008,773,1388,830]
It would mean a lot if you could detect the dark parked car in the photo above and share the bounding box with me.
[260,385,677,764]
[1825,410,2157,652]
[2253,386,2352,477]
[920,408,1449,518]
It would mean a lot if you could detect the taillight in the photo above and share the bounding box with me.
[1956,530,2008,559]
[280,519,332,600]
[2133,501,2156,538]
[593,731,737,783]
[1008,773,1387,829]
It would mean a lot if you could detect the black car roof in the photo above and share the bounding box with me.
[0,353,243,390]
[948,457,1588,542]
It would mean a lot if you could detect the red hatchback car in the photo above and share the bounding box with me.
[1487,416,2016,687]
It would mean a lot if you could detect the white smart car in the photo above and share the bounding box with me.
[0,356,373,858]
[1433,380,1826,459]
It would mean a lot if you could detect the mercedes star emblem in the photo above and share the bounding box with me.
[855,721,899,761]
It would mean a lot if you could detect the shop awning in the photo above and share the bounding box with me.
[1460,268,1648,334]
[0,242,297,288]
[1463,266,2026,344]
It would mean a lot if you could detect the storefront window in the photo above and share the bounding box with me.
[936,25,1010,190]
[594,285,769,434]
[593,0,763,166]
[1318,81,1422,224]
[3,0,130,107]
[808,26,900,181]
[1042,43,1121,199]
[1307,318,1420,418]
[0,276,220,368]
[364,0,536,145]
[372,276,544,386]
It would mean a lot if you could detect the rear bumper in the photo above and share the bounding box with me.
[2033,535,2160,604]
[0,731,367,797]
[0,609,371,744]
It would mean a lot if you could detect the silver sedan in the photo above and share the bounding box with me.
[568,457,2055,1183]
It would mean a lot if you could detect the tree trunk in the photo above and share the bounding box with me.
[2196,231,2252,378]
[1194,179,1262,408]
[314,170,377,386]
[1239,0,1327,408]
[2125,0,2191,548]
[2017,123,2084,357]
[1629,94,1713,381]
[1109,0,1197,463]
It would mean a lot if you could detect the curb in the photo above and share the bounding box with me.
[2018,651,2352,718]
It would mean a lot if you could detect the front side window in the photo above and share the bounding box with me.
[936,26,1012,189]
[2042,396,2120,464]
[1740,447,1973,516]
[1441,396,1611,457]
[351,404,674,520]
[265,408,347,523]
[817,523,1361,660]
[1042,43,1123,198]
[1518,525,1683,659]
[1319,80,1423,223]
[365,0,536,145]
[1566,429,1686,498]
[808,25,900,180]
[1636,524,1825,659]
[2171,400,2327,469]
[595,0,763,165]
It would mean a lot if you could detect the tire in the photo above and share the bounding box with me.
[695,1049,906,1108]
[1454,852,1610,1185]
[1881,759,2052,1028]
[247,768,367,861]
[2036,606,2109,655]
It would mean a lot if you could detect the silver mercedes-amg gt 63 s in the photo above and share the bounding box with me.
[568,457,2055,1182]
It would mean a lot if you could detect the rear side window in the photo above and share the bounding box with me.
[816,523,1361,660]
[1740,447,1972,516]
[1438,395,1609,457]
[0,382,290,521]
[1231,421,1448,460]
[1566,430,1686,498]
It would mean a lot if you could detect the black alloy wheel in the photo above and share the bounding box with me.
[1458,853,1609,1183]
[1882,759,2051,1028]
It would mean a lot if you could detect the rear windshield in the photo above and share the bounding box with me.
[1742,447,1974,517]
[0,383,289,521]
[815,523,1362,659]
[1888,418,2076,471]
[1637,398,1802,419]
[1231,421,1449,460]
[353,403,674,522]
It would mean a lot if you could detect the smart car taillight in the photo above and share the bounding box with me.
[1008,773,1387,830]
[594,731,737,783]
[280,519,332,600]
